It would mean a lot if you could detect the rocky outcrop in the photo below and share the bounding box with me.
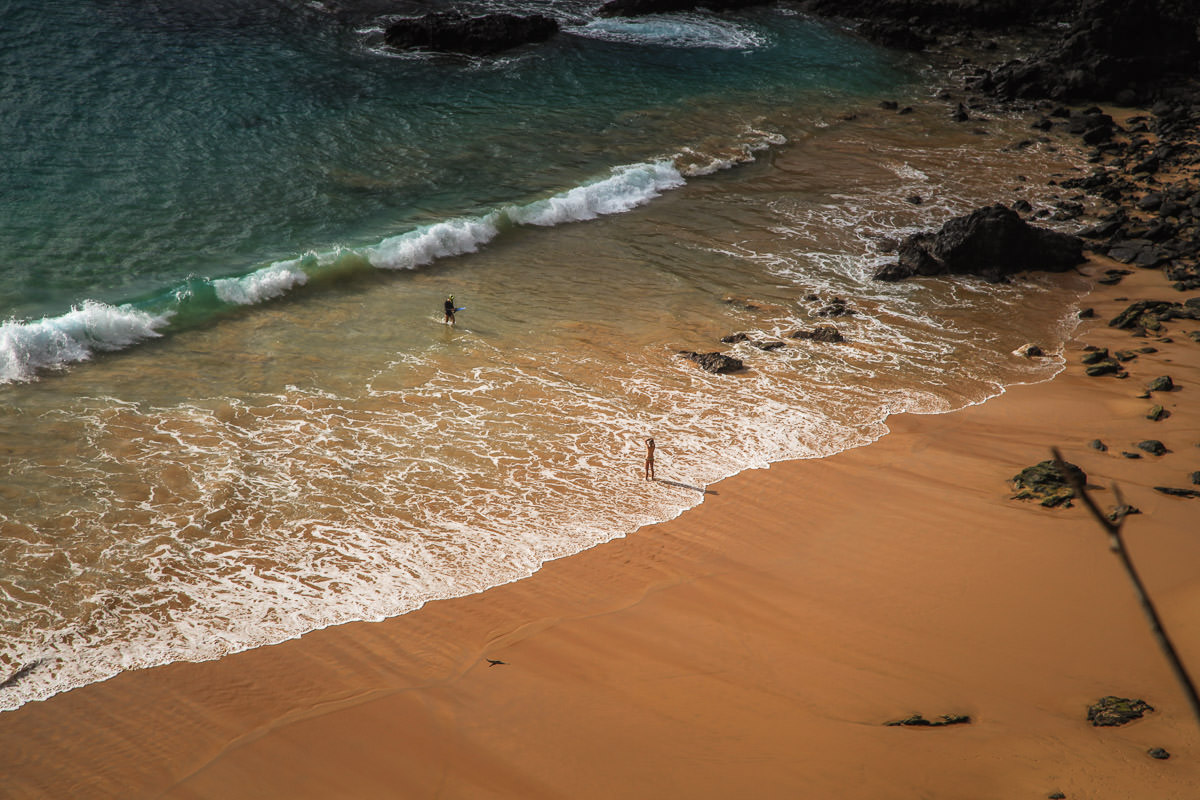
[384,12,558,56]
[974,0,1200,104]
[799,0,1077,36]
[874,205,1084,283]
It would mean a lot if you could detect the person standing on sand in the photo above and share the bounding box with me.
[443,295,456,325]
[644,437,655,481]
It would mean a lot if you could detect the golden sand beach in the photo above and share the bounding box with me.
[3,264,1199,799]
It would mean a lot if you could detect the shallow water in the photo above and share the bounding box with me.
[0,0,1091,709]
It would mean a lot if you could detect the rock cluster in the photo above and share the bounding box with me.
[974,0,1200,105]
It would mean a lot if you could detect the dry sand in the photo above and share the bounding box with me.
[3,264,1200,799]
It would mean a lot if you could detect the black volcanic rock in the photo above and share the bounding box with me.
[974,0,1200,104]
[799,0,1077,31]
[875,205,1084,282]
[384,12,558,56]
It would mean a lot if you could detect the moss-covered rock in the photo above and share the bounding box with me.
[1011,460,1086,507]
[884,713,971,727]
[1137,439,1167,456]
[1147,375,1175,392]
[1087,696,1153,726]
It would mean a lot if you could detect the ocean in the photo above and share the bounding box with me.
[0,0,1089,710]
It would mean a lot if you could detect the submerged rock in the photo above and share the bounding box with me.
[874,205,1084,283]
[1087,696,1153,726]
[815,297,856,317]
[384,12,558,56]
[677,351,744,374]
[1011,460,1085,507]
[790,325,845,343]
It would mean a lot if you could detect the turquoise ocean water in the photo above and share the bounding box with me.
[0,0,1089,710]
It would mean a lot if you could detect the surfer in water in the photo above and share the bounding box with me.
[644,437,655,481]
[443,295,456,326]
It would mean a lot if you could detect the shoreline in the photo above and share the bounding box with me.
[3,262,1199,798]
[6,6,1200,792]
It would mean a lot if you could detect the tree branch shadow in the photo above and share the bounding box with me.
[1052,446,1200,730]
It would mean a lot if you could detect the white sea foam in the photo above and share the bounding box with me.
[508,161,684,226]
[0,301,170,383]
[213,259,310,305]
[675,128,787,176]
[570,14,765,49]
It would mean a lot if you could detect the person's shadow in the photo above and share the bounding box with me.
[654,478,717,495]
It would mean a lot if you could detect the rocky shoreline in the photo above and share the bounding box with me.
[800,0,1200,290]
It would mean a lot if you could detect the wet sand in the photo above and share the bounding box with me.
[3,264,1200,799]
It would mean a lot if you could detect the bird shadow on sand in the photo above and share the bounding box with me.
[654,478,717,495]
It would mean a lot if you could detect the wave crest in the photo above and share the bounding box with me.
[0,301,170,383]
[213,260,310,305]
